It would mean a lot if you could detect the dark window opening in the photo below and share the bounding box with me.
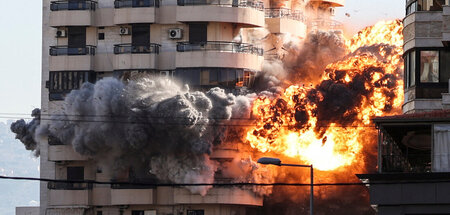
[67,166,84,181]
[132,24,150,46]
[68,27,86,48]
[97,211,103,215]
[132,211,144,215]
[98,33,105,40]
[48,71,96,101]
[187,210,205,215]
[189,23,207,43]
[175,68,256,89]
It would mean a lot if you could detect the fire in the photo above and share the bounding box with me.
[247,20,404,171]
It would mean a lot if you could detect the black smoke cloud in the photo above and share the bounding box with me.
[10,108,40,156]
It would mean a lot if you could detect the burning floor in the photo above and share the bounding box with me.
[12,20,404,214]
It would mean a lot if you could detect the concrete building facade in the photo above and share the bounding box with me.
[358,1,450,214]
[37,0,344,215]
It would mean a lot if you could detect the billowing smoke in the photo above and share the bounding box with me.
[10,108,40,156]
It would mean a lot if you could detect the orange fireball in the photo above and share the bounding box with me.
[247,20,404,171]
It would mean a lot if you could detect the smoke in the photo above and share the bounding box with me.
[10,108,41,156]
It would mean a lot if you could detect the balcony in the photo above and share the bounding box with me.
[113,43,160,70]
[307,0,345,7]
[176,41,263,71]
[48,181,92,206]
[49,1,96,27]
[265,8,307,37]
[114,0,159,24]
[173,187,263,206]
[176,0,264,27]
[49,46,96,71]
[110,182,156,205]
[309,19,343,32]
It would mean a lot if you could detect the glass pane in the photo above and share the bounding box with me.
[420,51,439,83]
[410,51,416,86]
[440,50,450,83]
[405,53,410,88]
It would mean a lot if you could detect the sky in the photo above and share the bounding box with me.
[0,0,405,213]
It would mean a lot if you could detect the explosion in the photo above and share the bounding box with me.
[247,20,404,171]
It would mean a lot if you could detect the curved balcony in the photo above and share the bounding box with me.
[307,0,345,7]
[49,1,96,27]
[176,0,264,27]
[113,43,160,70]
[173,187,263,206]
[114,0,159,24]
[265,8,307,37]
[49,46,96,71]
[48,182,93,206]
[176,41,263,71]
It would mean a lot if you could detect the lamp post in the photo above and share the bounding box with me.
[257,157,314,215]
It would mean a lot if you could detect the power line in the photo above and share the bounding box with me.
[1,175,450,187]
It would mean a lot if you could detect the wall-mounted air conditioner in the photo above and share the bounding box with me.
[169,28,183,39]
[56,29,67,38]
[120,27,130,35]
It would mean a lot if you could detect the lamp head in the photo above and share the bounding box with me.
[257,157,282,166]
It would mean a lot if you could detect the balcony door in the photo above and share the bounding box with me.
[68,27,86,48]
[132,24,150,53]
[189,23,207,43]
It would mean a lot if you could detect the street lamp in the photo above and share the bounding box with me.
[257,157,314,215]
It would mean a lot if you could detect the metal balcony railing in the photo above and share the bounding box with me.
[265,8,305,22]
[49,45,96,56]
[113,43,161,54]
[176,41,263,56]
[48,181,93,190]
[309,19,343,31]
[114,0,160,8]
[50,0,97,11]
[177,0,264,11]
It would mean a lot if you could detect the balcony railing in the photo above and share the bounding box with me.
[114,43,161,54]
[177,0,264,11]
[49,46,96,56]
[176,41,263,56]
[114,0,160,8]
[50,0,97,11]
[309,19,343,31]
[48,181,93,190]
[265,8,305,22]
[406,0,449,15]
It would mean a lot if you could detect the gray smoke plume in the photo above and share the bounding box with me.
[24,77,256,195]
[10,108,41,156]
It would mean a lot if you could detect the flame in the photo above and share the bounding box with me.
[247,20,404,171]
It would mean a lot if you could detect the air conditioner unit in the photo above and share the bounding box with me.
[160,71,172,78]
[56,29,67,38]
[168,28,183,39]
[120,27,130,35]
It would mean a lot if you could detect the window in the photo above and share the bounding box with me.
[48,71,96,101]
[132,211,144,215]
[68,27,86,48]
[98,32,105,40]
[420,51,439,83]
[410,51,416,86]
[187,210,204,215]
[189,23,207,43]
[417,0,445,11]
[67,166,84,181]
[175,68,256,88]
[96,211,103,215]
[440,50,450,83]
[132,24,150,47]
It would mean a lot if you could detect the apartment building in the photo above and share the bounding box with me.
[358,1,450,214]
[37,0,344,215]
